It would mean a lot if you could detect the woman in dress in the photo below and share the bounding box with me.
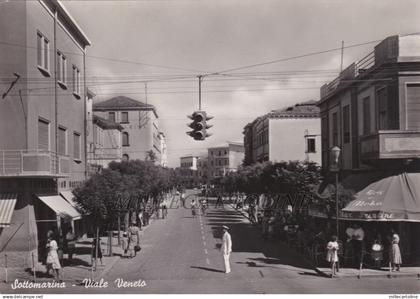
[390,229,402,271]
[46,234,61,281]
[326,235,339,277]
[127,220,141,258]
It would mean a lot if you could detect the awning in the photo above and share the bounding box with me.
[37,195,81,220]
[60,191,79,209]
[0,194,17,227]
[342,172,420,222]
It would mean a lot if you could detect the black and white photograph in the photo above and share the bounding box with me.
[0,0,420,296]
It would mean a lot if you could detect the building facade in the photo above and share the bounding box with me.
[93,96,163,164]
[243,101,321,165]
[0,0,90,267]
[179,156,199,187]
[208,142,244,180]
[158,132,168,167]
[317,34,420,262]
[196,155,209,184]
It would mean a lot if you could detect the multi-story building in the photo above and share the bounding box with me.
[243,101,321,165]
[179,156,199,187]
[0,0,90,267]
[158,132,168,167]
[208,142,244,180]
[93,96,162,163]
[317,34,420,262]
[87,115,123,169]
[197,155,209,184]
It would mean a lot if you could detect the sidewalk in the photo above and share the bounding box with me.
[0,214,160,284]
[226,201,420,279]
[316,266,420,279]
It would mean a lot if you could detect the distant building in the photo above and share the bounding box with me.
[0,0,90,267]
[93,96,163,164]
[208,142,244,180]
[158,132,168,167]
[243,101,321,165]
[197,155,209,184]
[179,156,199,187]
[87,115,123,170]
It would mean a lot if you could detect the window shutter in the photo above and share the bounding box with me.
[58,127,66,155]
[73,133,80,159]
[38,119,49,150]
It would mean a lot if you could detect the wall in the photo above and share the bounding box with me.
[269,118,321,165]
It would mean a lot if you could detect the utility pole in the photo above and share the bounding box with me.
[198,75,202,110]
[340,40,344,72]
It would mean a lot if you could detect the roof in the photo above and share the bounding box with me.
[43,0,91,47]
[93,96,158,118]
[93,115,124,131]
[208,141,244,149]
[267,100,320,119]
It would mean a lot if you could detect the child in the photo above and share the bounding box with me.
[326,235,339,277]
[371,239,384,269]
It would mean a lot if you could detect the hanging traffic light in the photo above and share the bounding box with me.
[187,110,213,140]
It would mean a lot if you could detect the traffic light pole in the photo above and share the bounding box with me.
[198,75,202,110]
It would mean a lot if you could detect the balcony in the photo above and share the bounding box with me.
[360,130,420,160]
[0,150,70,178]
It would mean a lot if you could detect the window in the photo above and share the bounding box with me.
[38,118,50,151]
[122,132,129,146]
[332,112,338,146]
[57,51,67,87]
[108,112,116,122]
[73,132,81,160]
[342,105,350,144]
[362,97,371,135]
[72,65,80,97]
[58,126,67,155]
[121,112,129,123]
[37,31,50,75]
[377,88,388,130]
[307,137,316,153]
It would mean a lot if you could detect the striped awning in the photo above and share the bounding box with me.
[37,195,81,220]
[0,194,18,227]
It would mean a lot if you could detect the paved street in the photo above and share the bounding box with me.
[2,190,420,294]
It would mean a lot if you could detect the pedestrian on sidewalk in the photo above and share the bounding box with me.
[121,232,129,257]
[92,236,103,270]
[191,199,197,218]
[220,225,232,274]
[389,229,402,271]
[326,235,339,277]
[46,233,61,281]
[65,228,76,262]
[127,220,141,258]
[371,238,384,269]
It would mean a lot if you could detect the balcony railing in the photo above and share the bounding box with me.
[360,130,420,160]
[0,150,70,177]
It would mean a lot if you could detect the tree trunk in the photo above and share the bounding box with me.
[117,214,121,245]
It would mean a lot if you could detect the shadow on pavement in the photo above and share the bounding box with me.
[190,266,225,273]
[205,206,316,271]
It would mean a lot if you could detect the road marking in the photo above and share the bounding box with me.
[203,241,206,246]
[202,235,205,240]
[206,258,210,265]
[204,249,208,254]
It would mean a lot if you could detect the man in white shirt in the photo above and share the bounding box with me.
[221,225,232,273]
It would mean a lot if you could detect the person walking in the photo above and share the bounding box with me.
[92,236,103,270]
[65,228,76,261]
[220,225,232,274]
[326,235,339,277]
[191,199,197,218]
[127,220,141,258]
[390,229,402,271]
[215,194,224,208]
[46,234,61,281]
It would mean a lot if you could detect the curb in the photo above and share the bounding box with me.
[314,267,420,279]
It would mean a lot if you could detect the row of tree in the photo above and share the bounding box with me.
[73,160,181,229]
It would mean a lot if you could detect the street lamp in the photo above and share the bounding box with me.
[330,146,341,238]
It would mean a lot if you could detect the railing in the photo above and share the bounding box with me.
[355,50,375,75]
[87,148,122,161]
[0,149,70,177]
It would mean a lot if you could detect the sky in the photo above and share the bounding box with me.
[62,0,420,167]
